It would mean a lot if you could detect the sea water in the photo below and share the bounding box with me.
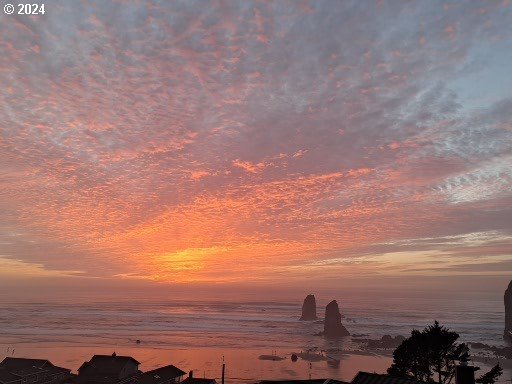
[0,295,508,382]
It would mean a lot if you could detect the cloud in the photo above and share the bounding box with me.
[232,159,267,174]
[0,0,511,286]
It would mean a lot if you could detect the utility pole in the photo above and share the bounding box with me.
[221,355,225,384]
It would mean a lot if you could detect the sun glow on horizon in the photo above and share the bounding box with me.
[0,1,511,289]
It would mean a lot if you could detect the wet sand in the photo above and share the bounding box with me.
[0,342,392,383]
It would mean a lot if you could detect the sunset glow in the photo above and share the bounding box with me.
[1,1,511,294]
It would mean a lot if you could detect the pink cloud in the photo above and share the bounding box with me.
[0,0,510,285]
[232,159,267,174]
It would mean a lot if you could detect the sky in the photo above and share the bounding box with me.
[0,0,511,300]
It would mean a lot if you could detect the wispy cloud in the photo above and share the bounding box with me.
[0,0,511,285]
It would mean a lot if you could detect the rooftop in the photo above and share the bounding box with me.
[351,372,425,384]
[259,380,349,384]
[77,355,140,382]
[0,358,50,370]
[137,366,186,384]
[0,358,70,384]
[181,378,216,384]
[0,371,19,384]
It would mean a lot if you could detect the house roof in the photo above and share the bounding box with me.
[0,358,50,370]
[0,358,70,384]
[351,372,425,384]
[259,380,349,384]
[0,371,19,384]
[181,378,216,384]
[137,366,186,384]
[77,355,140,381]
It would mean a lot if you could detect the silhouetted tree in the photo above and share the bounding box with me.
[476,363,503,384]
[388,321,467,384]
[388,322,503,384]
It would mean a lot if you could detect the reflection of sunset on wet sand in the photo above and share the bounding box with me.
[1,345,392,383]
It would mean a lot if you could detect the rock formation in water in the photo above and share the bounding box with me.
[323,300,350,337]
[505,280,512,340]
[363,335,405,349]
[300,294,318,320]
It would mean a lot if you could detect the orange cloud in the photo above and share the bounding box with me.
[0,0,511,289]
[232,159,267,173]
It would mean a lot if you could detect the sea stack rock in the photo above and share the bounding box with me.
[505,280,512,340]
[300,294,318,320]
[323,300,350,337]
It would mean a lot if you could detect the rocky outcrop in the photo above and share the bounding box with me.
[505,280,512,340]
[469,342,512,359]
[323,300,350,337]
[352,335,405,349]
[300,294,318,320]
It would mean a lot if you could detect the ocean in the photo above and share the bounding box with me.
[0,295,509,382]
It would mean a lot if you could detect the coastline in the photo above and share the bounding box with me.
[1,297,511,383]
[0,342,392,383]
[3,342,511,383]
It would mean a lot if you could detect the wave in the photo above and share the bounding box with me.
[0,297,506,349]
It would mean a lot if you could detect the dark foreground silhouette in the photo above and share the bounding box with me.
[388,321,502,384]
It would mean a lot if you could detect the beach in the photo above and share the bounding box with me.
[0,344,392,383]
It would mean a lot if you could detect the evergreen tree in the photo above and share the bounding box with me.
[476,364,503,384]
[388,321,467,384]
